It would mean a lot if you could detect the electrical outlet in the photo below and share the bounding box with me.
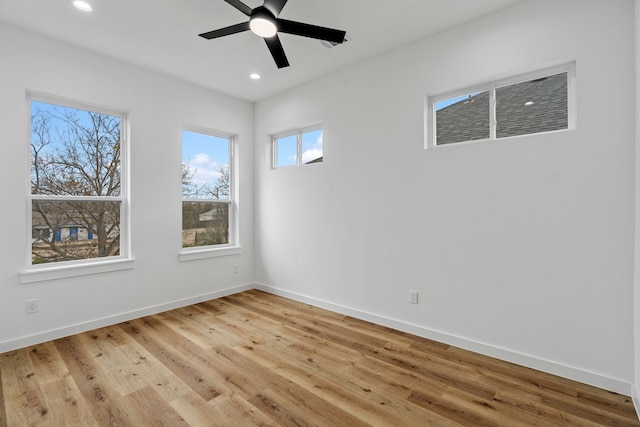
[409,291,419,304]
[233,264,239,274]
[26,299,39,314]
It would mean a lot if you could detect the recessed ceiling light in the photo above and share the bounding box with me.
[250,73,261,80]
[525,101,535,106]
[72,0,93,12]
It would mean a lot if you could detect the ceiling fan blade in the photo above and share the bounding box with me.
[277,19,346,44]
[199,21,251,39]
[223,0,253,16]
[264,35,290,68]
[263,0,288,17]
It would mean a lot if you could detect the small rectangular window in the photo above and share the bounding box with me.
[496,72,568,138]
[427,63,575,148]
[181,129,234,249]
[273,126,323,168]
[29,97,127,266]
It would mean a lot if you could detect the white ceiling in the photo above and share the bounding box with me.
[0,0,524,102]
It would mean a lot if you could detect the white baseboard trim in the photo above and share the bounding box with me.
[255,283,633,396]
[2,281,633,398]
[0,283,254,354]
[632,384,640,421]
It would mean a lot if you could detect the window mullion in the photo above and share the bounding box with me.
[30,194,123,202]
[297,131,302,166]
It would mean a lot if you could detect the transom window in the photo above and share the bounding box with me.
[426,63,575,148]
[28,96,127,266]
[181,129,235,250]
[273,126,323,168]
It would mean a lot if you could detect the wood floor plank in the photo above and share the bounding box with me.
[0,347,65,427]
[249,386,370,427]
[71,330,150,398]
[157,311,219,350]
[207,393,281,426]
[214,305,412,423]
[237,334,459,426]
[124,385,189,426]
[1,290,638,426]
[54,336,138,426]
[201,342,372,427]
[119,318,225,402]
[27,342,99,427]
[0,363,7,427]
[171,391,273,427]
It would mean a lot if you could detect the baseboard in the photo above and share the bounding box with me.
[3,281,633,397]
[632,384,640,420]
[254,283,632,396]
[0,282,254,354]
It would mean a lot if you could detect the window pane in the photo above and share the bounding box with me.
[275,134,297,168]
[182,202,229,247]
[496,72,568,138]
[30,100,121,197]
[32,200,121,264]
[301,129,323,164]
[435,91,490,145]
[182,130,230,200]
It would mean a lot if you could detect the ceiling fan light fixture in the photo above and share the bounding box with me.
[250,17,277,38]
[71,0,93,12]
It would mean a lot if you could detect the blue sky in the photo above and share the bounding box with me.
[31,103,228,191]
[276,128,323,167]
[30,99,120,183]
[435,91,486,111]
[276,134,297,167]
[31,99,104,143]
[182,130,229,188]
[301,129,323,164]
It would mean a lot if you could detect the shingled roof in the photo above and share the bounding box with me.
[436,72,568,145]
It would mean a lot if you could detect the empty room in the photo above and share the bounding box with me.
[2,0,640,425]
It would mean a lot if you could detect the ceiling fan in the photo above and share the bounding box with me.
[199,0,347,69]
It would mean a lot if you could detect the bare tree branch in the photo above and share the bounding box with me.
[30,103,121,263]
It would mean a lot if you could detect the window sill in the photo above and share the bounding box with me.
[179,246,242,262]
[21,258,136,284]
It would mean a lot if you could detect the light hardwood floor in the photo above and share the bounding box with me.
[1,289,638,426]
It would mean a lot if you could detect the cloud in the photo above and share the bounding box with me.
[188,153,223,186]
[301,133,323,163]
[301,148,322,164]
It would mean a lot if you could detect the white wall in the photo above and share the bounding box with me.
[0,23,254,352]
[635,0,640,409]
[255,0,636,394]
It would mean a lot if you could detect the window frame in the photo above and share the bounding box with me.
[425,62,576,149]
[272,124,323,169]
[179,126,240,262]
[22,93,133,284]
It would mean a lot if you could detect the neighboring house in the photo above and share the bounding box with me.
[436,72,568,145]
[197,205,229,223]
[305,156,323,164]
[33,223,94,243]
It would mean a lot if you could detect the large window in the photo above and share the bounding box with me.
[181,129,234,251]
[28,97,127,267]
[273,126,323,168]
[427,63,575,148]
